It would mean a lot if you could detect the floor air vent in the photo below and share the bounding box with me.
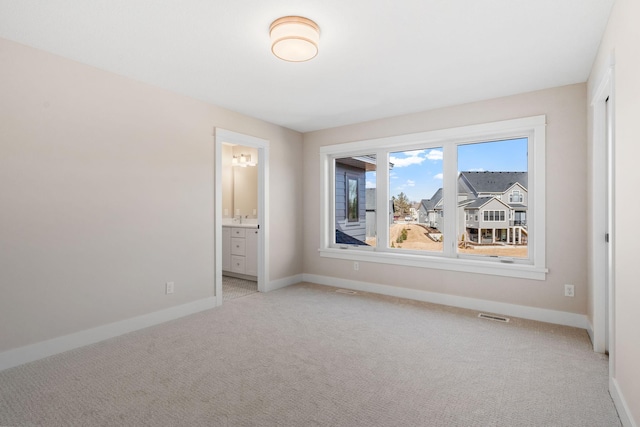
[335,289,358,295]
[478,313,510,322]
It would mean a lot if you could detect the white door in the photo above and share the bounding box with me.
[605,96,614,354]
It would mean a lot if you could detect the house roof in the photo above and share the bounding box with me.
[461,196,495,209]
[336,156,377,172]
[335,230,368,246]
[462,196,512,210]
[336,155,393,172]
[421,188,443,211]
[460,172,528,194]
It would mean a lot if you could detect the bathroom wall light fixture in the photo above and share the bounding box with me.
[270,16,320,62]
[232,154,256,167]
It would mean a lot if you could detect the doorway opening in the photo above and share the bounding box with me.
[214,129,269,306]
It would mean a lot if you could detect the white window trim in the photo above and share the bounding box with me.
[319,115,547,280]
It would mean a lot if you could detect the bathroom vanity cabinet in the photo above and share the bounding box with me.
[222,225,258,279]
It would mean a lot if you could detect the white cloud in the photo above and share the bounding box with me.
[402,149,425,156]
[390,149,443,167]
[426,149,443,160]
[433,173,443,180]
[390,152,425,167]
[366,181,376,188]
[406,179,415,187]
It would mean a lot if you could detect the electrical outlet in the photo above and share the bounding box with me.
[166,281,174,295]
[353,261,359,271]
[564,284,574,297]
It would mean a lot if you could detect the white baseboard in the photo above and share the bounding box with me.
[266,274,303,292]
[0,297,217,372]
[611,377,637,427]
[302,274,588,329]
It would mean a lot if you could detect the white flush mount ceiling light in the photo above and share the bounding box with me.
[270,16,320,62]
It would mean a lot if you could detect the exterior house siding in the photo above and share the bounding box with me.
[335,163,367,243]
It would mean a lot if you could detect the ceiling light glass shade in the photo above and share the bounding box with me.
[270,16,320,62]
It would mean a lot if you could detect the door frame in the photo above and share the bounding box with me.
[589,56,615,370]
[214,128,269,306]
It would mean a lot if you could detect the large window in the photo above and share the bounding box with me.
[321,116,547,280]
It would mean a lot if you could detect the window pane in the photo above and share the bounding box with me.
[334,155,376,246]
[457,138,528,258]
[388,148,443,252]
[347,176,358,222]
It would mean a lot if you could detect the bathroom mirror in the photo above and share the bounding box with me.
[233,165,258,217]
[222,143,258,219]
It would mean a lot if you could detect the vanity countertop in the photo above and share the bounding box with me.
[222,222,258,229]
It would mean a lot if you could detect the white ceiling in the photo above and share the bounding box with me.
[0,0,614,133]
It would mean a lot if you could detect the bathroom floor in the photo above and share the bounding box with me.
[222,276,258,301]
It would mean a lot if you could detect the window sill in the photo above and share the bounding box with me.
[318,247,547,281]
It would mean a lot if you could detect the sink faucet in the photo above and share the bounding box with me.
[234,215,242,224]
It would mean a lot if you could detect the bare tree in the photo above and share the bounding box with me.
[394,192,411,216]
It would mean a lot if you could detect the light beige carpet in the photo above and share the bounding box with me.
[0,283,621,426]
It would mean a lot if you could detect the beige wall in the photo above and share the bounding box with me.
[0,38,303,352]
[303,84,587,313]
[588,0,640,423]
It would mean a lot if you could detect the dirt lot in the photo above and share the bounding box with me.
[388,223,528,258]
[389,223,442,251]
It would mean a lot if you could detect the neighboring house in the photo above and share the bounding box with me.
[458,171,528,244]
[418,199,428,223]
[410,203,420,221]
[418,188,443,229]
[418,172,528,245]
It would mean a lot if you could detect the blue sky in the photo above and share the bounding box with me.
[366,138,528,202]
